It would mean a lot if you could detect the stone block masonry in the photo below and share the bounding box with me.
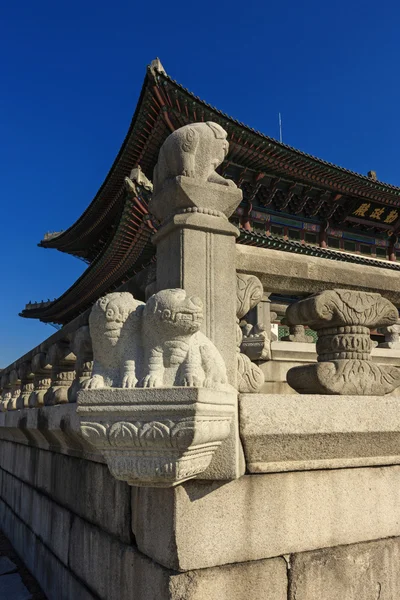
[4,437,400,598]
[4,118,400,599]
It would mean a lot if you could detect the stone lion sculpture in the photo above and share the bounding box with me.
[86,292,144,389]
[153,122,236,194]
[141,289,228,388]
[86,288,228,390]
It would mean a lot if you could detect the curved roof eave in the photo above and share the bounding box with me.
[40,59,400,258]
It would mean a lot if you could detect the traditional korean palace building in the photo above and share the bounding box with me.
[21,58,400,327]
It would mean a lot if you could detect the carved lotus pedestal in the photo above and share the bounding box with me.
[286,290,400,395]
[77,387,235,487]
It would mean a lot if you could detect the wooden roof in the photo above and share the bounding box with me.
[39,59,400,261]
[25,59,400,324]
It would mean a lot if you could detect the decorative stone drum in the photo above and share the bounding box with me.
[285,289,400,395]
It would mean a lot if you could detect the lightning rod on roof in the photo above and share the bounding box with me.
[278,112,283,143]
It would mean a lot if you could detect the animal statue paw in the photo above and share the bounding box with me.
[182,372,204,387]
[122,374,138,389]
[85,375,105,390]
[141,374,164,388]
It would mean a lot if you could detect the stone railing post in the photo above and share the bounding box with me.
[281,323,313,344]
[30,351,52,407]
[151,189,241,385]
[8,369,21,411]
[149,122,244,478]
[68,326,93,403]
[285,289,400,395]
[17,361,35,408]
[378,319,400,349]
[0,373,11,411]
[44,342,76,405]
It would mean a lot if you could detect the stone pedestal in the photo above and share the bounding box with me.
[150,177,245,479]
[78,388,236,487]
[286,290,400,395]
[44,342,76,406]
[68,326,93,403]
[29,352,52,408]
[151,179,241,386]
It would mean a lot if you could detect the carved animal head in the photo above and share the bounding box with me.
[89,292,143,347]
[144,289,203,336]
[153,122,231,195]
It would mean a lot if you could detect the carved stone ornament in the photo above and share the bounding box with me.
[236,274,265,393]
[153,122,235,195]
[79,288,235,486]
[378,319,400,349]
[68,326,93,402]
[0,373,11,411]
[17,361,34,409]
[8,370,21,411]
[150,122,242,223]
[87,289,230,391]
[29,352,52,407]
[78,387,235,487]
[281,323,314,344]
[44,342,76,406]
[286,289,400,395]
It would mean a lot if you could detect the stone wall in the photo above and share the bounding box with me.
[2,437,400,598]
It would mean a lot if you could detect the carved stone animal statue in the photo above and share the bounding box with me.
[86,292,144,389]
[141,289,228,389]
[153,122,235,194]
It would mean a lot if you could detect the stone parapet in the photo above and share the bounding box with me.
[236,243,400,304]
[132,466,400,571]
[239,393,400,473]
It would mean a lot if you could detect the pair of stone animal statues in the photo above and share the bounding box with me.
[86,288,228,390]
[87,121,236,391]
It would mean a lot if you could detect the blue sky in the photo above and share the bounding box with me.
[1,0,400,366]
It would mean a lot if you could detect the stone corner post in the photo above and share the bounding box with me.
[148,122,245,479]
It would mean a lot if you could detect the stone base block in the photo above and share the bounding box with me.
[239,393,400,472]
[289,538,400,599]
[133,466,400,570]
[78,388,237,486]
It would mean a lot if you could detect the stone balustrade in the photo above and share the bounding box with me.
[285,289,400,395]
[0,310,89,412]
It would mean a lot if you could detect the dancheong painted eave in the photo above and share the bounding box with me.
[38,57,400,263]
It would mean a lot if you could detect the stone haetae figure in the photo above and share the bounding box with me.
[141,289,228,389]
[87,292,145,389]
[86,288,228,391]
[153,122,235,195]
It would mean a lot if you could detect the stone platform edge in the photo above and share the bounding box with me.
[239,393,400,473]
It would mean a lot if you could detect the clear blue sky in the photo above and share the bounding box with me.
[1,0,400,367]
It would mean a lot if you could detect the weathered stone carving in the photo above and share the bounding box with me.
[150,122,244,481]
[86,289,228,390]
[236,274,265,393]
[153,122,235,195]
[281,323,314,344]
[8,370,21,411]
[286,290,400,395]
[79,288,234,486]
[44,342,76,405]
[29,352,52,407]
[142,289,228,389]
[378,319,400,349]
[0,373,11,411]
[87,292,144,389]
[17,361,34,409]
[68,326,93,402]
[78,387,235,487]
